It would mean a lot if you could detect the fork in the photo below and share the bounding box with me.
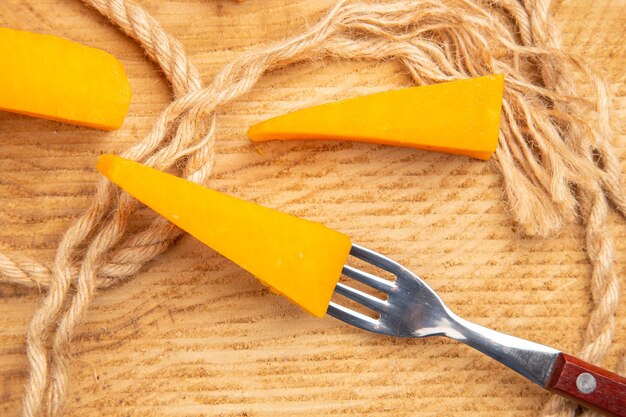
[327,244,626,417]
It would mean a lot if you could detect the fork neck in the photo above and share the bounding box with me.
[442,312,560,387]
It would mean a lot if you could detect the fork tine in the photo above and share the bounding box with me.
[326,301,383,333]
[349,244,405,276]
[334,282,388,313]
[342,265,395,293]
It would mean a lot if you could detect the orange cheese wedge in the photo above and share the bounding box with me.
[248,74,504,160]
[0,27,131,130]
[97,155,351,317]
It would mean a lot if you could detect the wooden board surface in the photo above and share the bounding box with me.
[0,1,624,416]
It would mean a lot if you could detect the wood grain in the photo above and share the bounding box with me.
[0,1,624,416]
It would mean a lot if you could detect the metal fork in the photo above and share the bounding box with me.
[327,244,626,417]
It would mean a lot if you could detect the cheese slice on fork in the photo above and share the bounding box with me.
[97,155,351,317]
[248,74,504,160]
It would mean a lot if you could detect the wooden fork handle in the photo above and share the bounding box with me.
[545,353,626,416]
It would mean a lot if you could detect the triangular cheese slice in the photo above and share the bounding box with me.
[0,27,131,130]
[97,155,351,317]
[248,74,504,160]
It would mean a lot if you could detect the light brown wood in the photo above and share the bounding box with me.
[0,1,624,416]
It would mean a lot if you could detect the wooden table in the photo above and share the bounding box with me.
[1,1,624,416]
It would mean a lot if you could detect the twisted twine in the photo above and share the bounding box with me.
[0,0,623,416]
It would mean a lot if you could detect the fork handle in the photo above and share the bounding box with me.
[448,315,625,416]
[545,353,626,417]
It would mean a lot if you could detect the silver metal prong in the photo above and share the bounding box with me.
[349,244,405,276]
[334,282,388,313]
[342,265,395,293]
[326,302,382,333]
